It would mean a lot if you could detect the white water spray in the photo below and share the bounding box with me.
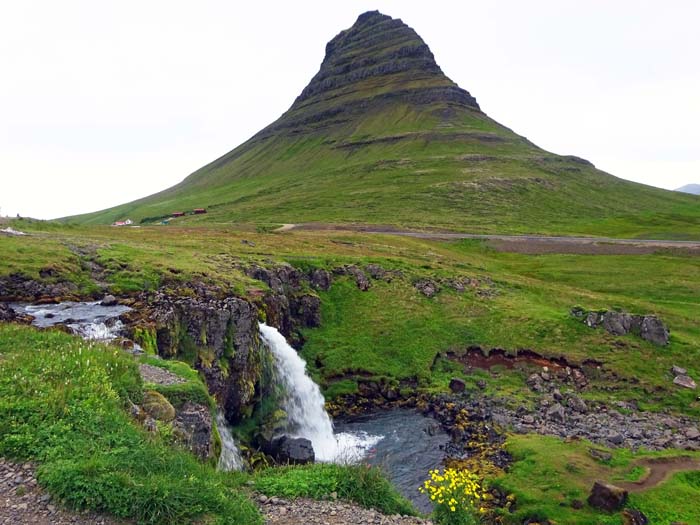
[216,410,245,471]
[259,323,381,463]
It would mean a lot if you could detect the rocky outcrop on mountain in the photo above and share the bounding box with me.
[572,307,670,346]
[253,11,480,139]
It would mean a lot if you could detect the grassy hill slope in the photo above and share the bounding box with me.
[69,11,700,238]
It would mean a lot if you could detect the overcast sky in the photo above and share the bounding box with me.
[1,0,699,219]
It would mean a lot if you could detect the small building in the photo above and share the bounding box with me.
[193,208,207,214]
[111,219,133,227]
[171,212,185,217]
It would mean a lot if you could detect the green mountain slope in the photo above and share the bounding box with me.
[71,11,700,238]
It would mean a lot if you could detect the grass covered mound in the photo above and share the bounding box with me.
[0,324,261,525]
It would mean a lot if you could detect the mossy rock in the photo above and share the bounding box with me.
[142,390,176,422]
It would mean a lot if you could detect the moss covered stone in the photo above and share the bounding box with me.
[142,390,176,422]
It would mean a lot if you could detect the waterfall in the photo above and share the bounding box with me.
[259,323,381,463]
[216,410,245,471]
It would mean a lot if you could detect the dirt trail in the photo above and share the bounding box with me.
[276,223,700,255]
[619,457,700,492]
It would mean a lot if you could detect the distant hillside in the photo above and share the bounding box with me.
[676,184,700,195]
[69,11,700,238]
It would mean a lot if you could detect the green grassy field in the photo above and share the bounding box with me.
[2,222,700,523]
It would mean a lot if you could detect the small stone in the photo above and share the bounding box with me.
[672,365,688,376]
[622,508,649,525]
[546,403,566,423]
[608,433,624,445]
[685,427,700,440]
[588,448,613,462]
[100,294,118,306]
[448,377,466,393]
[673,375,697,390]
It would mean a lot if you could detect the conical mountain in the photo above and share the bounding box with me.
[73,11,700,237]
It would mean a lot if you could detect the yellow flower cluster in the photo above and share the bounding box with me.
[419,468,484,514]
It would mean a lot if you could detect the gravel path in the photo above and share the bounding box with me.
[138,363,186,385]
[0,458,125,525]
[259,495,432,525]
[277,223,700,255]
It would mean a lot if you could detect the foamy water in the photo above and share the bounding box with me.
[259,323,383,463]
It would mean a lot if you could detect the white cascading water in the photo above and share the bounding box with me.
[259,323,381,463]
[216,410,245,471]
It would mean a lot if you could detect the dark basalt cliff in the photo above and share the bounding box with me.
[295,11,478,108]
[253,10,479,139]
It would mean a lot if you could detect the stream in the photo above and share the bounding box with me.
[335,409,449,514]
[11,301,134,343]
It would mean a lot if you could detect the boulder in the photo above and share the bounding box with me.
[585,311,602,327]
[622,509,649,525]
[577,308,669,346]
[449,378,466,393]
[546,403,566,423]
[345,266,371,291]
[142,390,176,422]
[602,311,632,336]
[571,368,588,389]
[526,373,544,392]
[567,394,588,414]
[265,435,315,465]
[100,294,118,306]
[365,264,388,281]
[309,269,332,291]
[587,481,628,512]
[173,402,214,460]
[0,303,17,322]
[673,375,697,390]
[292,294,321,328]
[640,316,669,346]
[414,279,439,297]
[608,433,624,445]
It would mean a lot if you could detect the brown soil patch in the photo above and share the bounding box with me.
[445,347,596,373]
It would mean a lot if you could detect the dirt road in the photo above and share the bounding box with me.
[277,223,700,255]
